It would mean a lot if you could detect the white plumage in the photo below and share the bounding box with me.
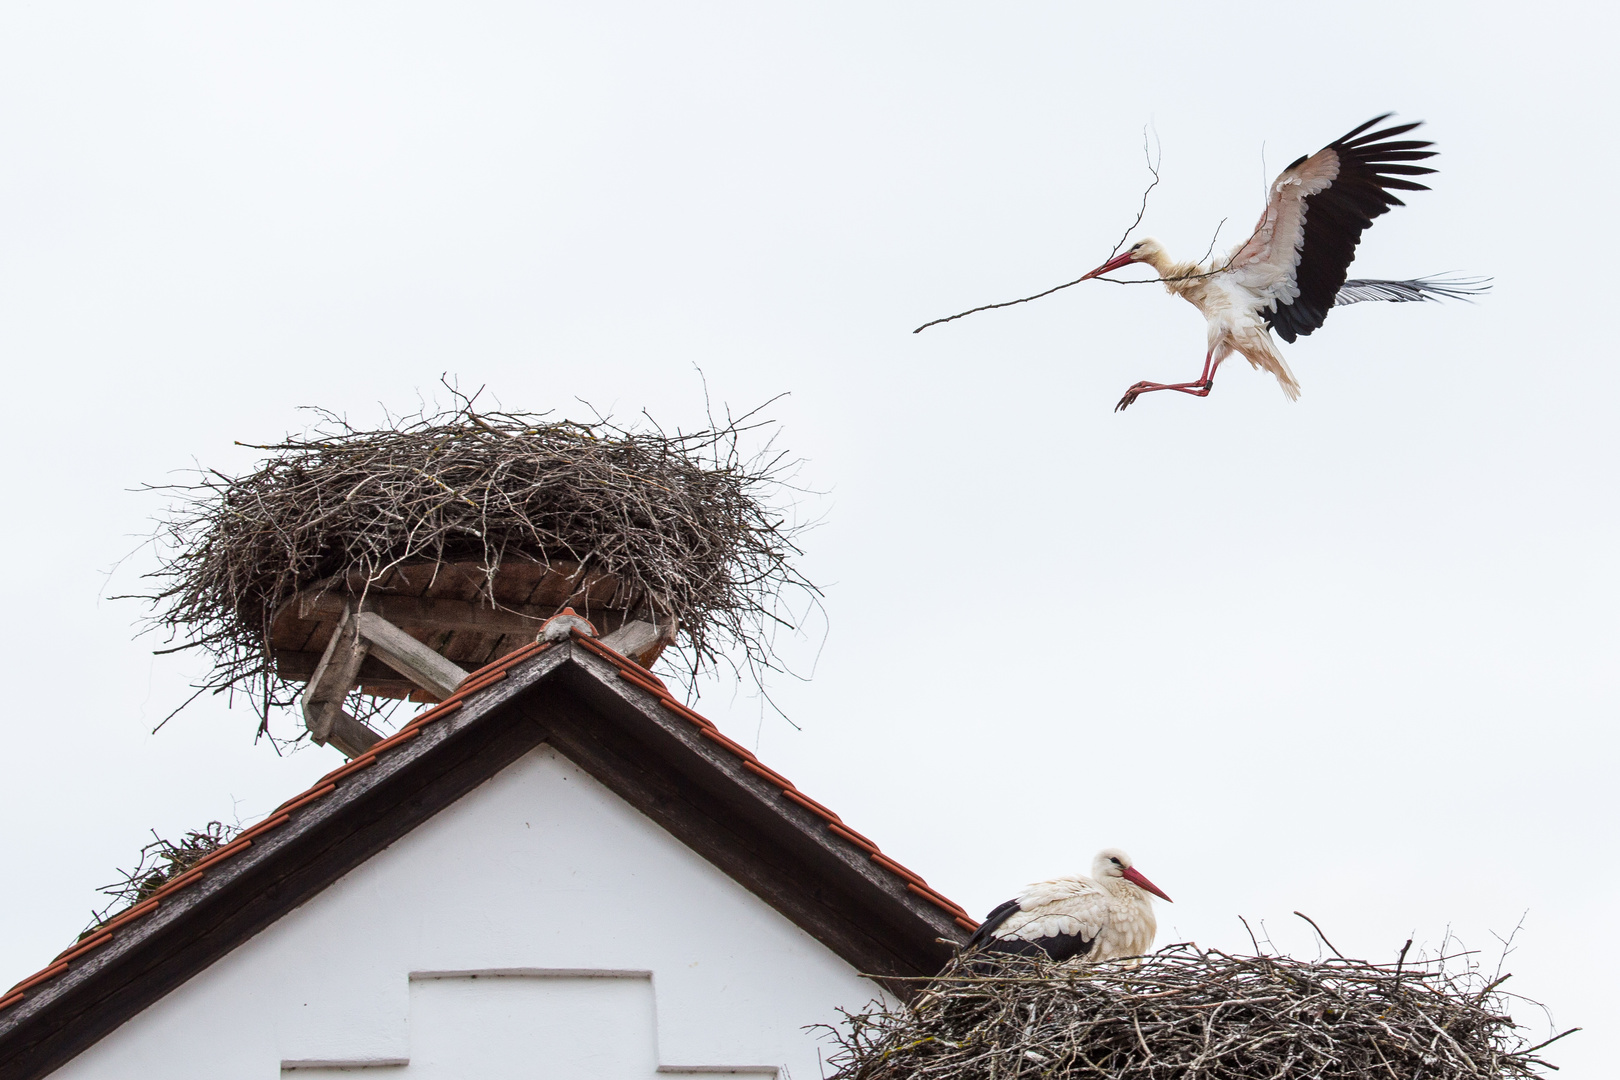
[966,848,1172,965]
[1075,114,1486,411]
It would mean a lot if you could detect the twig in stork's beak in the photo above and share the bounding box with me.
[1122,865,1173,902]
[1079,251,1139,281]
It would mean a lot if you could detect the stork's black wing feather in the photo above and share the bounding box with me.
[980,929,1098,963]
[1266,116,1437,343]
[965,899,1022,951]
[964,897,1098,962]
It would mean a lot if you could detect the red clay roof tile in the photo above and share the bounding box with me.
[235,813,291,844]
[271,783,337,817]
[5,963,68,999]
[740,759,795,789]
[696,725,759,763]
[781,787,845,824]
[317,754,379,787]
[906,883,972,921]
[826,822,881,855]
[615,666,667,697]
[871,852,930,889]
[658,699,719,732]
[398,701,462,733]
[50,931,112,966]
[574,635,667,689]
[83,895,162,937]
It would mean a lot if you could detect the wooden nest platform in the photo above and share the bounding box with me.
[271,558,658,702]
[134,397,815,750]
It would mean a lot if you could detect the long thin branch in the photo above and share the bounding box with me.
[911,274,1098,333]
[915,132,1240,331]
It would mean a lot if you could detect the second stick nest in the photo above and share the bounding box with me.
[138,399,816,726]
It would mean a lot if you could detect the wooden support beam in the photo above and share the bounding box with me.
[323,711,384,759]
[599,619,677,668]
[354,612,470,700]
[300,607,383,757]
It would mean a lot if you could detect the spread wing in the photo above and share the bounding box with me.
[1227,115,1436,343]
[1333,276,1490,306]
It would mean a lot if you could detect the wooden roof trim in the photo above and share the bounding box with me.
[553,647,970,968]
[563,633,975,929]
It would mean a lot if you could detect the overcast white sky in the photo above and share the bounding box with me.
[1,3,1613,1073]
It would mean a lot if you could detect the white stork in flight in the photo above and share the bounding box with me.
[1079,114,1485,411]
[965,849,1172,964]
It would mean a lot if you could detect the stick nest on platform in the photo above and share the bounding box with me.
[84,822,240,933]
[136,397,816,725]
[824,946,1572,1080]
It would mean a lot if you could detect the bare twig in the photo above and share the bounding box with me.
[1238,915,1263,955]
[1103,127,1162,262]
[822,940,1568,1080]
[912,131,1161,334]
[1196,217,1227,265]
[913,131,1243,331]
[1294,911,1346,960]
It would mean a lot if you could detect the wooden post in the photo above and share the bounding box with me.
[354,612,470,700]
[598,618,677,668]
[300,607,383,758]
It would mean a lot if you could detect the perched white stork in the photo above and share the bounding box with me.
[965,849,1172,964]
[1079,114,1485,411]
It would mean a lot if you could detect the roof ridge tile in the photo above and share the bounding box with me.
[49,930,112,966]
[575,634,668,689]
[4,963,68,999]
[271,783,337,817]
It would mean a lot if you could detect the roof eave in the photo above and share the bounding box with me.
[0,641,967,1080]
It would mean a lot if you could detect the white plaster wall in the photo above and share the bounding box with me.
[52,744,880,1079]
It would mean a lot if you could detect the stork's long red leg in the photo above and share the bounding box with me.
[1115,351,1217,412]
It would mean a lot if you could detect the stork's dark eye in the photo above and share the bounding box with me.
[1130,243,1143,252]
[1110,856,1123,866]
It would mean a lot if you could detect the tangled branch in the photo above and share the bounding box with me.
[823,941,1575,1080]
[127,394,820,738]
[85,822,240,932]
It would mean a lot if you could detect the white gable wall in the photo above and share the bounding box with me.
[53,744,879,1079]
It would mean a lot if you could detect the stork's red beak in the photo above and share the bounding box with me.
[1122,866,1173,903]
[1079,251,1138,281]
